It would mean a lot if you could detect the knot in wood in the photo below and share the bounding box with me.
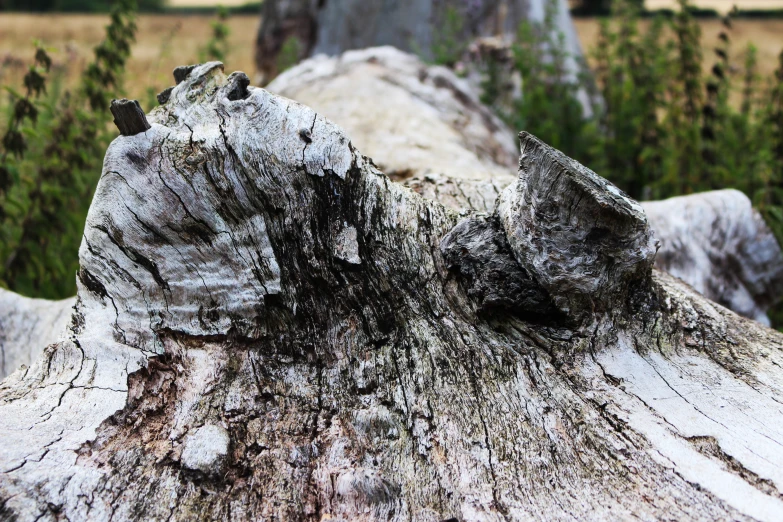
[495,132,658,319]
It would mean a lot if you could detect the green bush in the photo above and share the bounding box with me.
[0,0,137,299]
[199,5,230,63]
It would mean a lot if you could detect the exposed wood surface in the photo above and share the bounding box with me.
[268,47,519,192]
[642,190,783,326]
[0,289,74,381]
[1,62,783,521]
[271,48,783,325]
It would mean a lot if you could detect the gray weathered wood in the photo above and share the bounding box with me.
[0,289,74,380]
[270,48,783,324]
[267,47,518,193]
[642,190,783,326]
[2,62,783,521]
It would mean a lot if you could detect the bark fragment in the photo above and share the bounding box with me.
[110,98,151,136]
[440,215,555,317]
[497,132,658,318]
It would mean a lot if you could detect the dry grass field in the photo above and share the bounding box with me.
[0,13,781,106]
[0,14,260,105]
[574,17,783,77]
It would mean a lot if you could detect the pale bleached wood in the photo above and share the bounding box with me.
[642,190,783,326]
[267,46,519,192]
[0,289,74,380]
[1,62,783,522]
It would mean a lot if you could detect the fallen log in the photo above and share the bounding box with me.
[1,62,783,521]
[642,190,783,327]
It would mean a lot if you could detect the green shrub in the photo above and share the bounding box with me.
[199,6,230,63]
[276,36,303,75]
[0,0,137,299]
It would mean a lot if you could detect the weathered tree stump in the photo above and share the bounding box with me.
[267,46,518,197]
[2,63,783,521]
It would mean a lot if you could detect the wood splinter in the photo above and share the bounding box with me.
[110,98,151,137]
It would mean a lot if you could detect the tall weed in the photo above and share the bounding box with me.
[0,0,137,298]
[484,0,783,247]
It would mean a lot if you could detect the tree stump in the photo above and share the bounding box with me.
[1,62,783,521]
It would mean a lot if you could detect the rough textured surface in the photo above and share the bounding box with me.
[642,190,783,326]
[180,424,230,474]
[440,214,555,316]
[1,63,783,521]
[497,132,659,319]
[268,46,518,193]
[266,50,783,323]
[110,99,151,137]
[0,288,74,380]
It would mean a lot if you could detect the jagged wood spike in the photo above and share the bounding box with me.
[496,131,659,319]
[156,86,174,105]
[173,64,199,84]
[110,98,150,136]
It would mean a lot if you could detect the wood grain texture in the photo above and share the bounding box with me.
[1,62,783,522]
[269,48,783,324]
